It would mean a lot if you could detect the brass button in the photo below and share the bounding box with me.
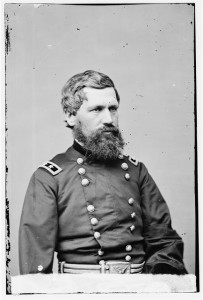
[130,225,135,232]
[125,173,130,180]
[121,163,128,170]
[81,178,89,186]
[78,167,86,175]
[98,249,104,256]
[126,245,132,252]
[128,198,134,205]
[94,232,101,239]
[125,255,131,262]
[131,212,136,218]
[91,218,98,225]
[87,205,95,213]
[37,265,43,271]
[77,158,84,165]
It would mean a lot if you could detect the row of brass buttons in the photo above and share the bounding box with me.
[120,157,137,261]
[77,156,136,262]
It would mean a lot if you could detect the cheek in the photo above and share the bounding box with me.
[79,119,98,135]
[113,115,119,125]
[86,118,99,128]
[87,117,102,128]
[76,114,102,133]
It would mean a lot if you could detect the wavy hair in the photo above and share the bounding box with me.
[61,70,120,116]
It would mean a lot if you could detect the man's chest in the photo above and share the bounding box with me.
[56,161,143,238]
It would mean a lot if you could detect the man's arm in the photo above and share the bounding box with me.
[19,168,58,274]
[139,163,188,274]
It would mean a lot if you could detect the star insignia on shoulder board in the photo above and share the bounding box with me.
[127,155,139,167]
[39,161,62,175]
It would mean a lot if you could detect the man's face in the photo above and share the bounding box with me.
[75,87,119,137]
[70,87,124,161]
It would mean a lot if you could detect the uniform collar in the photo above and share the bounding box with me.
[73,139,92,158]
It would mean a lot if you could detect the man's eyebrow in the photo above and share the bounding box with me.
[88,103,119,110]
[88,105,104,110]
[109,104,119,108]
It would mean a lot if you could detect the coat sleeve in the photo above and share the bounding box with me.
[139,163,188,274]
[19,168,58,274]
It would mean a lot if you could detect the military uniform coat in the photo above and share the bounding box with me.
[19,141,187,274]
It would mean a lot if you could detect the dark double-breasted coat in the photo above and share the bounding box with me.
[19,141,187,275]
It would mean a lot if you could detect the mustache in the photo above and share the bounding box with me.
[99,125,119,134]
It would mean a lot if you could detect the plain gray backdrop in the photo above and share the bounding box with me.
[5,3,195,276]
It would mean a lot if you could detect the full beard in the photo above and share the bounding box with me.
[73,123,125,162]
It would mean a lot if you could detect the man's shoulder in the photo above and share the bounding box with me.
[122,153,148,175]
[37,146,74,177]
[123,153,139,167]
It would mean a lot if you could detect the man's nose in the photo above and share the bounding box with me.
[102,109,113,125]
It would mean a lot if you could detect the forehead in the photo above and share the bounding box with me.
[83,87,118,106]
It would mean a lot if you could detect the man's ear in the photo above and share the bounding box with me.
[65,112,76,128]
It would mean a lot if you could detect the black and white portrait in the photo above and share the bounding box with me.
[3,1,200,296]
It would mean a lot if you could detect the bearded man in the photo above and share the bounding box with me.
[19,70,187,275]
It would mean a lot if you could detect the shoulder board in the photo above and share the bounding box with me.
[128,155,139,167]
[39,161,62,175]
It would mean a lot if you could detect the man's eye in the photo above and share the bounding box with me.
[110,107,118,112]
[92,108,102,112]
